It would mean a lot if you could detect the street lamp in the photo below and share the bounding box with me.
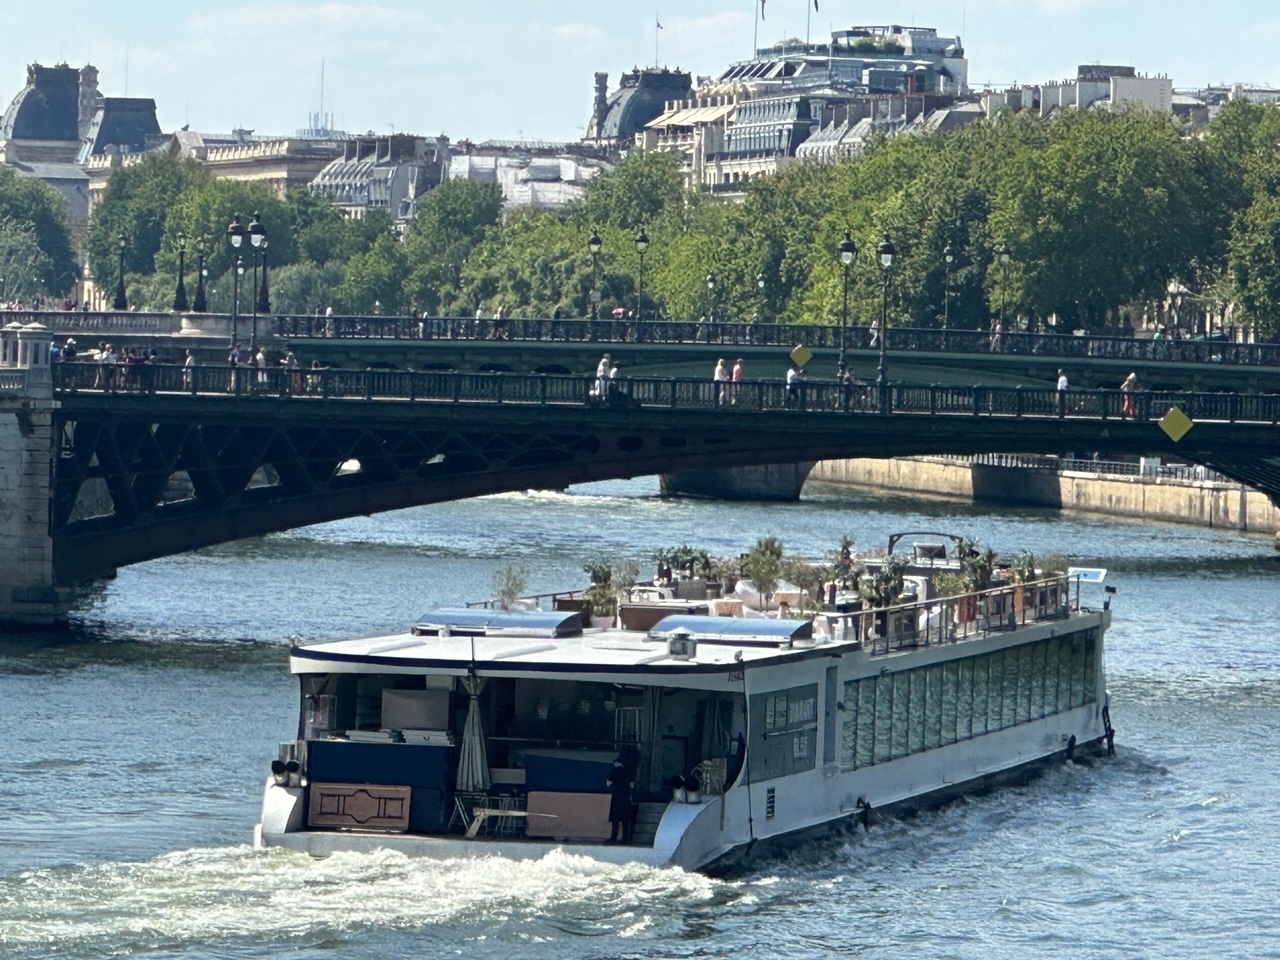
[193,237,208,313]
[943,242,954,334]
[588,230,601,319]
[634,227,649,321]
[173,231,189,312]
[247,212,267,355]
[997,241,1011,330]
[113,233,127,310]
[226,214,245,348]
[256,238,270,317]
[837,230,857,372]
[876,234,896,410]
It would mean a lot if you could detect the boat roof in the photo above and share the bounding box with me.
[293,610,835,676]
[412,608,584,638]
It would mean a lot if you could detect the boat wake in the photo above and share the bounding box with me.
[0,845,718,958]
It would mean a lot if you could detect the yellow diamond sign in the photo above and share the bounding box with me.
[1159,406,1194,442]
[790,344,813,369]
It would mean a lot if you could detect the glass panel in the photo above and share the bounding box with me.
[956,659,974,740]
[1031,641,1047,719]
[1001,649,1020,728]
[890,672,910,758]
[972,654,989,736]
[907,668,926,754]
[1084,630,1098,704]
[1016,645,1034,724]
[855,679,876,767]
[841,680,859,769]
[1045,637,1061,715]
[1070,633,1087,709]
[923,665,943,749]
[873,674,894,763]
[941,661,959,745]
[987,652,1004,730]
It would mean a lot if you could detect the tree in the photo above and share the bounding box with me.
[0,218,54,302]
[0,165,77,295]
[86,153,208,290]
[338,232,409,314]
[580,149,685,231]
[741,536,784,611]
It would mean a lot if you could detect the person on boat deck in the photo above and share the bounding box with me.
[607,756,635,843]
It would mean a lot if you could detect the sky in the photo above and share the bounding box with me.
[2,1,1279,144]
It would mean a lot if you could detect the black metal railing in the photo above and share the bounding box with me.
[269,315,1280,368]
[50,363,1280,424]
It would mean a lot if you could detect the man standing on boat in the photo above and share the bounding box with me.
[607,755,635,843]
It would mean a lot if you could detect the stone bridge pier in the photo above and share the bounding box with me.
[0,321,60,627]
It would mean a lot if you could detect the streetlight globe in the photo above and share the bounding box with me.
[248,212,266,249]
[998,242,1011,265]
[117,233,126,251]
[944,242,954,265]
[757,272,764,289]
[839,230,857,266]
[705,273,715,290]
[588,231,602,256]
[878,235,896,270]
[227,214,245,249]
[634,228,649,255]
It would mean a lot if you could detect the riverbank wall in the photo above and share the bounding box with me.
[808,457,1280,535]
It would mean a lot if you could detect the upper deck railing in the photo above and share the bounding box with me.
[843,574,1076,657]
[50,363,1280,425]
[272,315,1280,368]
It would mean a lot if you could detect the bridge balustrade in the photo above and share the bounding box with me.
[49,363,1280,425]
[269,314,1280,368]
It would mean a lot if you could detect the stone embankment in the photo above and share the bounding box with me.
[809,455,1280,538]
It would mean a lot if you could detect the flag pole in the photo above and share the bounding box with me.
[806,0,811,48]
[753,0,758,56]
[655,13,659,67]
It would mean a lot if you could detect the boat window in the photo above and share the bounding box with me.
[838,629,1101,770]
[749,684,818,782]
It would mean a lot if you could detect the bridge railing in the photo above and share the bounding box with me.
[269,314,1280,368]
[50,364,1280,424]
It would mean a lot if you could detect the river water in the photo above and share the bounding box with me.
[1,479,1277,960]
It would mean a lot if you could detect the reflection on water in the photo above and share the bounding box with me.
[0,477,1277,959]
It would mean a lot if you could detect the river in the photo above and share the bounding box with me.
[1,478,1277,959]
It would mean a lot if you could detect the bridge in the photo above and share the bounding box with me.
[15,309,1280,392]
[4,320,1278,626]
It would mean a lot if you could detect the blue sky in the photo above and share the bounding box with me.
[3,1,1278,143]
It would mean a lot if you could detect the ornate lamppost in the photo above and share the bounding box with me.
[876,234,896,411]
[588,230,602,320]
[193,237,208,313]
[172,231,189,312]
[837,230,857,372]
[247,212,267,356]
[113,233,128,310]
[997,241,1011,330]
[256,238,271,316]
[634,227,649,321]
[226,214,245,347]
[704,272,715,337]
[756,272,765,323]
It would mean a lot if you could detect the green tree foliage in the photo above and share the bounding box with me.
[0,218,54,302]
[80,102,1280,333]
[86,153,208,289]
[0,165,76,295]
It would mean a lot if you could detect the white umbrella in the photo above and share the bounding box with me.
[456,674,491,793]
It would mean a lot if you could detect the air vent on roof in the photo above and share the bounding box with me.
[667,630,697,661]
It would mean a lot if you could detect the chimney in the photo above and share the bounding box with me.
[78,64,101,141]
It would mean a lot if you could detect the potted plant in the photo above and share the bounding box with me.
[741,536,784,612]
[707,555,741,594]
[492,560,529,610]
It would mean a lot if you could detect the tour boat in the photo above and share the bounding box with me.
[255,534,1115,872]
